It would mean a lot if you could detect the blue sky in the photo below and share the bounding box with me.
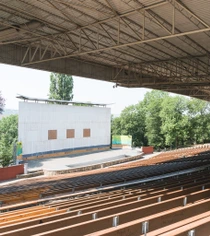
[0,63,150,115]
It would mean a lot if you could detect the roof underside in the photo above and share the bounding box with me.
[0,0,210,100]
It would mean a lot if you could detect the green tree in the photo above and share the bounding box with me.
[160,96,189,148]
[187,98,210,144]
[112,103,147,147]
[0,91,5,114]
[143,90,168,149]
[0,115,18,147]
[111,90,210,150]
[48,73,74,101]
[120,103,147,147]
[0,115,18,167]
[0,135,13,167]
[111,116,121,135]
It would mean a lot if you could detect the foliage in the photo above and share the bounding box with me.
[0,115,18,147]
[48,73,74,101]
[111,103,147,147]
[111,116,121,135]
[187,99,210,144]
[111,90,210,149]
[120,103,147,147]
[143,90,168,149]
[0,135,13,167]
[160,96,189,148]
[0,91,5,114]
[0,115,18,167]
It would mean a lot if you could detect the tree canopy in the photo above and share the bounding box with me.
[144,90,168,148]
[111,103,147,147]
[0,115,18,167]
[0,91,5,114]
[48,73,74,101]
[112,90,210,149]
[160,96,189,148]
[0,115,18,147]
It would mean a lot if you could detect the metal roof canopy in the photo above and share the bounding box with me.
[1,0,210,100]
[16,95,110,107]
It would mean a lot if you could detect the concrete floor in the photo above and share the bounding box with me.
[27,148,143,171]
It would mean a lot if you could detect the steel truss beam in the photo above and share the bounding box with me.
[20,27,210,66]
[1,43,210,101]
[0,0,205,66]
[112,56,210,81]
[0,0,210,101]
[1,0,209,73]
[110,55,210,100]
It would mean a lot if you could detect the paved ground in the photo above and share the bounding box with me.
[27,148,143,171]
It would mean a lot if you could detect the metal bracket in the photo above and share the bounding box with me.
[113,216,119,227]
[188,229,195,236]
[77,210,82,215]
[92,212,97,220]
[183,197,187,206]
[142,221,149,235]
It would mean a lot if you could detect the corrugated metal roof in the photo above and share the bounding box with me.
[0,0,210,100]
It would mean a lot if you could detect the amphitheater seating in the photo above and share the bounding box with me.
[1,168,210,235]
[1,147,210,205]
[1,147,210,235]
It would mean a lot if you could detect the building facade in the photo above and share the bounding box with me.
[18,102,111,160]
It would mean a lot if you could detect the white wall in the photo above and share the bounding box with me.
[18,102,111,156]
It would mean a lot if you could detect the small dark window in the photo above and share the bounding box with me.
[48,130,57,140]
[83,129,91,137]
[66,129,75,138]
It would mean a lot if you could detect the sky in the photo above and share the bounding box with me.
[0,63,151,115]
